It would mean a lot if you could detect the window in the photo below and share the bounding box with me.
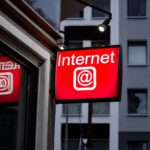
[128,41,147,65]
[63,104,81,115]
[92,40,110,47]
[128,141,148,150]
[127,0,146,17]
[92,0,110,18]
[68,10,83,19]
[61,124,109,150]
[128,89,147,115]
[0,43,38,150]
[92,102,110,115]
[67,41,83,49]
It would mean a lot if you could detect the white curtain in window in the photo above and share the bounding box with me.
[128,45,146,65]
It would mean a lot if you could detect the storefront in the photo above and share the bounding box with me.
[0,1,61,150]
[0,0,95,149]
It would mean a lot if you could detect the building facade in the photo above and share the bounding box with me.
[0,0,95,150]
[1,0,150,150]
[0,1,61,150]
[119,0,150,150]
[55,0,119,150]
[55,0,150,150]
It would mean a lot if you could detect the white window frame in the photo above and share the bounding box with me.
[0,15,52,150]
[127,89,148,116]
[62,103,82,116]
[127,0,147,18]
[127,41,147,66]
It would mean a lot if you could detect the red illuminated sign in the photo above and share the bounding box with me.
[0,56,22,103]
[55,46,122,103]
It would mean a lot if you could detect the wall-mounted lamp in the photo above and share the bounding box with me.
[98,18,111,32]
[59,44,65,50]
[75,0,112,33]
[57,39,65,50]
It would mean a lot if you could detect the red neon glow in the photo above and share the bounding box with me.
[55,47,120,102]
[0,56,22,103]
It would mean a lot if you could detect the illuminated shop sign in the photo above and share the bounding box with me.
[0,56,22,103]
[55,46,122,103]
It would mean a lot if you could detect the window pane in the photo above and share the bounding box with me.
[92,40,110,47]
[128,89,147,114]
[92,102,110,114]
[92,140,109,150]
[0,51,25,149]
[92,0,110,17]
[67,41,82,49]
[63,104,81,115]
[128,42,147,65]
[128,141,148,150]
[128,0,146,17]
[62,140,80,150]
[0,106,18,149]
[69,10,83,18]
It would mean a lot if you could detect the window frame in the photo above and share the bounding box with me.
[127,0,147,18]
[66,40,83,49]
[91,40,110,47]
[127,88,148,116]
[91,0,110,19]
[0,10,54,150]
[62,103,82,116]
[67,10,84,20]
[92,102,110,116]
[127,140,148,150]
[0,42,39,150]
[127,40,147,66]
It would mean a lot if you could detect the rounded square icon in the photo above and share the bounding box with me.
[0,72,13,95]
[73,66,96,91]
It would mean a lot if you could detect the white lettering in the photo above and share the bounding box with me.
[91,55,99,64]
[58,54,61,66]
[62,56,70,66]
[71,54,76,65]
[101,54,109,64]
[85,55,91,64]
[57,51,116,67]
[110,51,115,63]
[0,61,21,70]
[76,56,85,65]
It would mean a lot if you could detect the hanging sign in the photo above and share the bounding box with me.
[55,45,122,103]
[0,56,22,103]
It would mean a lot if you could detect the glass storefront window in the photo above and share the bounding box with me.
[0,44,38,150]
[0,51,23,149]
